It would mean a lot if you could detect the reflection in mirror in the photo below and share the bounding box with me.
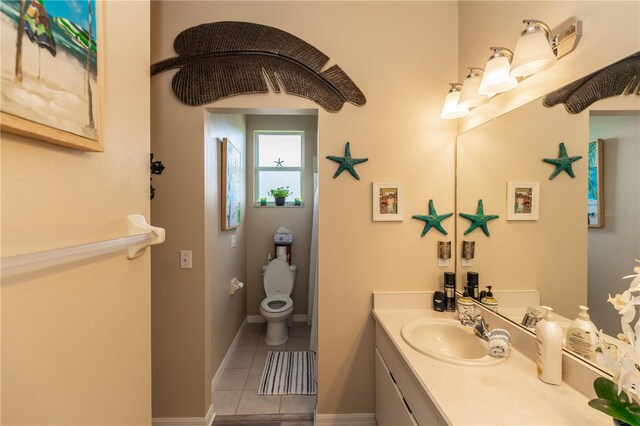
[455,65,639,368]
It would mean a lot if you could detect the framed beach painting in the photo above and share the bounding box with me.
[0,0,104,151]
[372,182,403,221]
[506,182,539,221]
[588,139,604,228]
[221,138,242,231]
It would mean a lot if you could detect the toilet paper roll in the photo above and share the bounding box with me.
[276,246,287,256]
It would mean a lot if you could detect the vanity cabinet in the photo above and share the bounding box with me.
[375,324,447,426]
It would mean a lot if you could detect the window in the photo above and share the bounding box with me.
[254,131,304,205]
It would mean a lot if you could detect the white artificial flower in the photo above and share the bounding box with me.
[600,260,640,398]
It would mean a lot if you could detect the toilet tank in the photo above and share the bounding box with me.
[262,263,297,292]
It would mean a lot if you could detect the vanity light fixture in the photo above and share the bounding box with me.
[440,17,581,120]
[479,48,518,95]
[510,20,557,77]
[440,83,469,119]
[458,68,490,109]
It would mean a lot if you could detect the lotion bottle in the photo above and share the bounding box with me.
[566,305,598,361]
[535,306,563,385]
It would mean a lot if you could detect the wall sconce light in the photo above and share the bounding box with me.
[458,68,489,109]
[440,17,582,119]
[479,47,518,95]
[440,83,469,119]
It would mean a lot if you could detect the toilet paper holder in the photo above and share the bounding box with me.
[230,278,244,295]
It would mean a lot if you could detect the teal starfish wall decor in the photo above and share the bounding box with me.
[411,199,453,236]
[543,142,583,180]
[459,199,499,237]
[326,142,368,180]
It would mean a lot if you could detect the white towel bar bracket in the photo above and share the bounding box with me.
[127,214,166,259]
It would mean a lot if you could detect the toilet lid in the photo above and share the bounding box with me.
[264,258,293,296]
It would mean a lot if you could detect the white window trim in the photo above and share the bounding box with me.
[253,130,305,206]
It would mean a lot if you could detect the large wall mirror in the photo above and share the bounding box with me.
[455,54,640,367]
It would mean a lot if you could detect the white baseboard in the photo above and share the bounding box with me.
[247,314,308,323]
[315,413,376,425]
[211,318,247,396]
[152,404,214,426]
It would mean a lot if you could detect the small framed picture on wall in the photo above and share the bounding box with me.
[372,182,403,221]
[507,182,540,221]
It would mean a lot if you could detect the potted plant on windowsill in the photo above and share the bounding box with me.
[269,186,291,206]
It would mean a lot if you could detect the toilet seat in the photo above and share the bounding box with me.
[260,295,293,313]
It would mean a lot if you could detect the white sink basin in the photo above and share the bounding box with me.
[401,318,506,366]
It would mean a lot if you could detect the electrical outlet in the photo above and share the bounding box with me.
[461,258,473,267]
[180,250,192,269]
[231,235,237,248]
[438,258,450,267]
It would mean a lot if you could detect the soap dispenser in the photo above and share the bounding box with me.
[566,305,598,361]
[480,286,498,312]
[536,306,563,385]
[457,287,475,317]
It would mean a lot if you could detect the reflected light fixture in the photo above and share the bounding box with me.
[458,68,489,109]
[510,20,557,77]
[479,47,518,95]
[440,83,469,119]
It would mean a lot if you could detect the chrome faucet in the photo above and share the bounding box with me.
[459,310,489,341]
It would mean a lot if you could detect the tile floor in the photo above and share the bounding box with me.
[212,322,316,416]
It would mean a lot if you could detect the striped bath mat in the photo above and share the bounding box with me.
[258,351,317,395]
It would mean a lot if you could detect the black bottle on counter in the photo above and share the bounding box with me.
[444,272,456,312]
[467,271,479,300]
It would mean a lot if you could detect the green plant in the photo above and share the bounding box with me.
[589,377,640,425]
[269,186,291,198]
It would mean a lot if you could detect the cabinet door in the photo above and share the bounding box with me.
[375,349,418,426]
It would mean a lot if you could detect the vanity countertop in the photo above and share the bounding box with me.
[373,306,611,425]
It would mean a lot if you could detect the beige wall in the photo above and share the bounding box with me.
[245,114,317,317]
[1,1,151,424]
[456,99,588,319]
[205,112,247,404]
[150,1,458,416]
[151,2,249,416]
[588,111,640,334]
[458,1,640,132]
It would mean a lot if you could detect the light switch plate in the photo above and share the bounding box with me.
[231,235,237,248]
[180,250,192,269]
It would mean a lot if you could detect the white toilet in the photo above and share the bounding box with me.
[260,258,297,346]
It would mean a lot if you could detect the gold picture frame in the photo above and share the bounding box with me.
[221,138,242,230]
[588,139,604,228]
[0,1,105,152]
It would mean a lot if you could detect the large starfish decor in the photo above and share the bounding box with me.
[459,199,499,237]
[543,142,583,180]
[326,142,368,180]
[411,199,453,236]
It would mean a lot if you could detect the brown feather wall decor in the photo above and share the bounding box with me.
[151,21,366,112]
[543,51,640,114]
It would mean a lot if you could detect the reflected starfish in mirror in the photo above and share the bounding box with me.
[326,142,368,180]
[543,142,583,180]
[459,199,499,237]
[411,199,453,236]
